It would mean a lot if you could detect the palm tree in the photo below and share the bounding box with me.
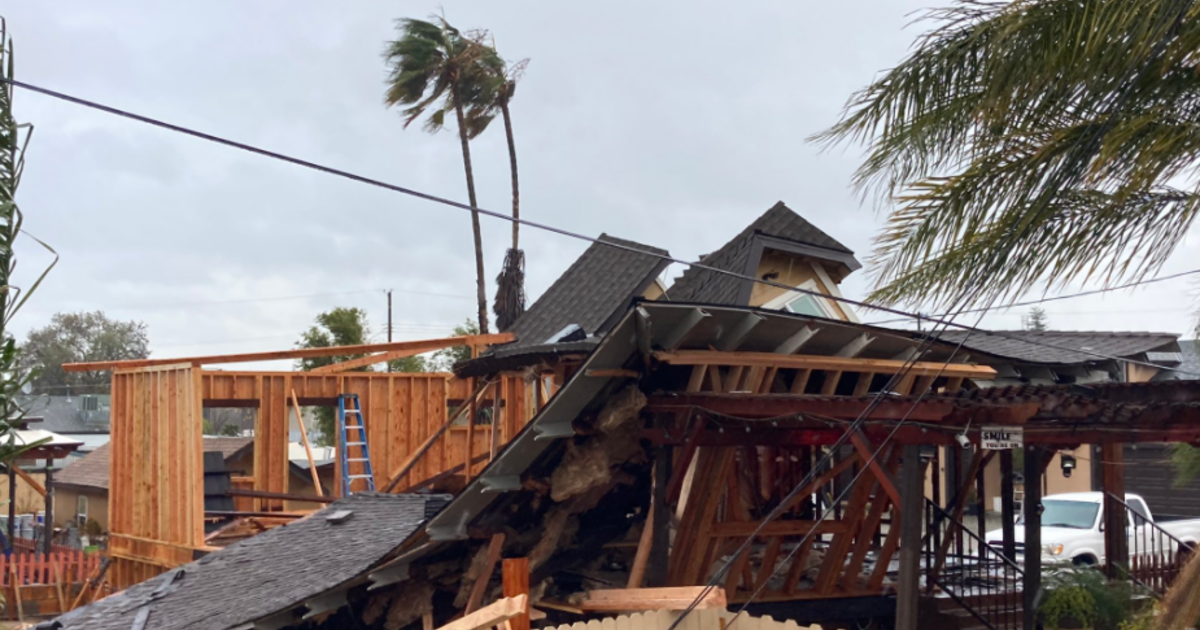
[384,17,495,334]
[815,0,1200,311]
[462,37,529,331]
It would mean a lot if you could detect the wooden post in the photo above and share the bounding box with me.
[7,463,15,551]
[291,390,323,497]
[489,381,502,461]
[465,533,506,613]
[975,451,986,561]
[43,466,54,555]
[1000,450,1017,563]
[647,444,672,587]
[466,378,477,482]
[1023,445,1043,630]
[502,558,530,630]
[1101,443,1128,579]
[895,444,923,630]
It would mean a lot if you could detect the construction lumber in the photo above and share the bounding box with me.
[435,594,528,630]
[576,587,728,612]
[651,350,996,379]
[466,534,506,614]
[382,378,494,493]
[848,431,900,506]
[11,463,46,497]
[291,390,323,497]
[502,558,531,630]
[626,508,654,589]
[63,333,514,372]
[225,488,335,504]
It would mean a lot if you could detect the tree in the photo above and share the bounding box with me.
[20,311,149,394]
[385,16,494,335]
[460,34,530,331]
[296,307,371,445]
[429,319,479,372]
[1,18,58,476]
[1023,307,1050,332]
[388,354,430,373]
[203,408,252,437]
[816,1,1200,311]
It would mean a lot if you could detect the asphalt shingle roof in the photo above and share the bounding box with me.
[937,330,1180,365]
[52,493,449,630]
[505,234,669,349]
[55,438,254,492]
[15,395,108,433]
[666,201,856,305]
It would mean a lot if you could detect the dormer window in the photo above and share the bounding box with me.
[763,280,839,319]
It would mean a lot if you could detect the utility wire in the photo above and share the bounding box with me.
[866,267,1200,325]
[664,296,980,630]
[3,76,1196,377]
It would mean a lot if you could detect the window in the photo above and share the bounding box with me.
[763,281,839,319]
[76,495,88,524]
[1128,498,1151,526]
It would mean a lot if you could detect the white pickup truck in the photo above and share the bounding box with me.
[985,492,1200,566]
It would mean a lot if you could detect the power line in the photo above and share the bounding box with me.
[866,267,1200,325]
[5,77,1196,376]
[65,287,470,311]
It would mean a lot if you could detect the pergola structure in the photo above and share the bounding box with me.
[362,302,1198,630]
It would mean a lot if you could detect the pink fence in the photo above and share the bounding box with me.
[0,549,100,586]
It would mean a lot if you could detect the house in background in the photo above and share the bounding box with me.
[16,393,111,458]
[53,437,333,533]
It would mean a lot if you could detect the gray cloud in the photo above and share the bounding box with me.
[5,1,1197,372]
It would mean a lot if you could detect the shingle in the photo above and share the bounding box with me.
[53,493,449,630]
[54,438,255,492]
[936,330,1180,365]
[505,234,669,349]
[666,201,857,305]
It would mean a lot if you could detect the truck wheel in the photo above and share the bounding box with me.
[1073,555,1098,567]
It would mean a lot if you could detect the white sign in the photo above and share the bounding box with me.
[981,426,1023,450]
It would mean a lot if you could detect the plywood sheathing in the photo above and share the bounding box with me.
[108,364,204,587]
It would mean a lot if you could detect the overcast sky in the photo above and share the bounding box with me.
[5,1,1198,373]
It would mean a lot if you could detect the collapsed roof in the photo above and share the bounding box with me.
[937,330,1181,365]
[47,493,449,630]
[460,234,668,376]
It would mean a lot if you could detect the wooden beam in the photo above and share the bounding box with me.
[11,464,45,497]
[382,378,493,492]
[310,348,426,373]
[291,389,323,497]
[848,431,900,507]
[646,393,956,423]
[436,595,528,630]
[465,534,507,614]
[63,333,515,372]
[895,445,923,630]
[627,504,654,588]
[652,350,996,379]
[225,488,335,504]
[502,558,531,630]
[576,587,727,612]
[585,369,641,379]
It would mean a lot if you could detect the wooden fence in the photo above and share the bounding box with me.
[0,549,101,586]
[546,609,820,630]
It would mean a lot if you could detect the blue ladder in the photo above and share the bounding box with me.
[338,394,376,495]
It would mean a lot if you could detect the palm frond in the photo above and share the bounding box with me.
[817,0,1200,307]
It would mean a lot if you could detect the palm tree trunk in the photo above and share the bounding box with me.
[501,92,519,250]
[452,84,489,335]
